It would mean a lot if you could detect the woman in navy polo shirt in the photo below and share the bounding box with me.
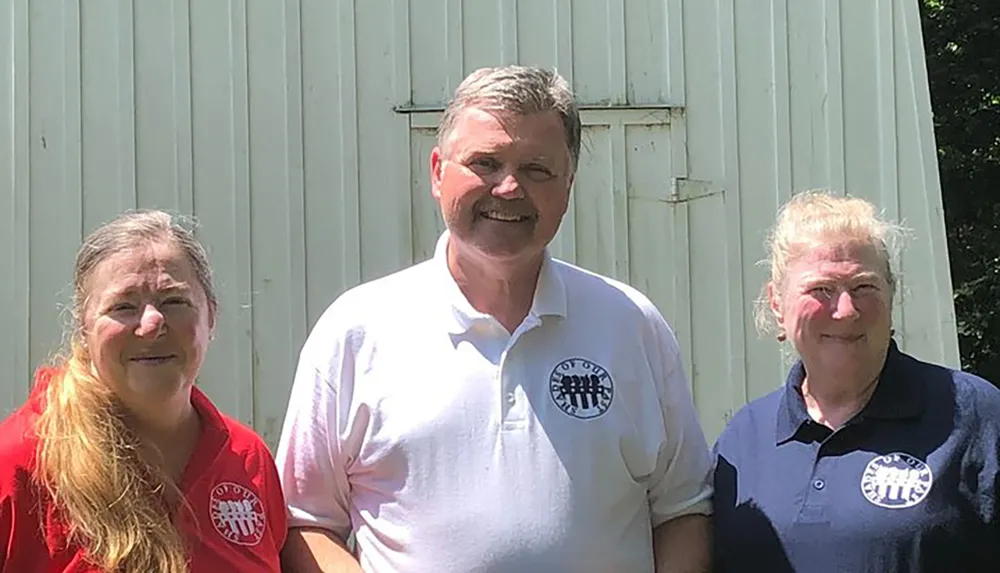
[713,190,1000,572]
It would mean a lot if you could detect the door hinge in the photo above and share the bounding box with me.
[668,177,724,203]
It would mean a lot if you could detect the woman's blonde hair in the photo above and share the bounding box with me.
[753,190,907,336]
[34,210,217,573]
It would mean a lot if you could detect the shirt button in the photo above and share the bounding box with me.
[506,392,516,406]
[813,479,826,490]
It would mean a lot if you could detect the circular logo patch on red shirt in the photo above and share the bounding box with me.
[209,482,267,546]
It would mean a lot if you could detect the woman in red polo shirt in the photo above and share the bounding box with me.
[0,210,286,572]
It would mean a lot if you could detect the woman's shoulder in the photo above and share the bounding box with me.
[0,402,42,487]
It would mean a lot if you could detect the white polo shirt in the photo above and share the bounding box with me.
[276,232,713,573]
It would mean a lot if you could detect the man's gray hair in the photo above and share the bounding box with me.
[437,65,582,171]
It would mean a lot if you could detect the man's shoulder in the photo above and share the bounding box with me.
[310,260,437,334]
[550,258,661,318]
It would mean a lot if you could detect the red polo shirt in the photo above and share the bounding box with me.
[0,368,287,572]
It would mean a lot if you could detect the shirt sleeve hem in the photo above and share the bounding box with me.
[650,493,714,528]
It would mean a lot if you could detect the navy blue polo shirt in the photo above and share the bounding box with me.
[713,340,1000,572]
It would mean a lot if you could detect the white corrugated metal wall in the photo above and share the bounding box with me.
[0,0,957,446]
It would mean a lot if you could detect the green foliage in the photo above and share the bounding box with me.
[921,0,1000,382]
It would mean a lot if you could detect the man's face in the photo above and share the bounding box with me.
[430,107,574,265]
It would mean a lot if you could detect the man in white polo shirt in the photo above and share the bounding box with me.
[276,65,714,573]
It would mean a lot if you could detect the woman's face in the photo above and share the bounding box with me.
[82,240,215,411]
[770,239,893,382]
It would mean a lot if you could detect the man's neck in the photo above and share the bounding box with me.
[447,241,544,333]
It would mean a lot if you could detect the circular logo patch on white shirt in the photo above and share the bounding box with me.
[549,357,614,419]
[860,453,933,509]
[210,482,267,546]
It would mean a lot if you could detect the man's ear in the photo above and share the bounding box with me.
[430,146,444,200]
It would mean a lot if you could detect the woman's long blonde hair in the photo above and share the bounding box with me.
[34,210,217,573]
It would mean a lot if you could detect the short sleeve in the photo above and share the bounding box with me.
[274,320,357,541]
[642,312,714,526]
[258,443,289,552]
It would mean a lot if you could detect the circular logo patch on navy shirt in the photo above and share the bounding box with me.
[860,452,933,509]
[549,358,614,419]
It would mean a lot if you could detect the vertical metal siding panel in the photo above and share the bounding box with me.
[301,0,361,325]
[0,0,13,413]
[301,0,342,319]
[118,0,137,212]
[681,0,722,196]
[188,0,253,424]
[772,0,792,203]
[409,0,449,105]
[0,0,31,415]
[356,1,412,281]
[624,116,678,325]
[80,0,135,231]
[252,0,308,447]
[823,0,846,191]
[571,124,612,273]
[624,0,667,105]
[28,0,82,374]
[733,0,782,402]
[554,0,573,82]
[445,0,464,85]
[568,115,630,280]
[245,0,306,436]
[516,0,556,68]
[499,0,517,65]
[570,3,610,104]
[894,0,959,366]
[717,0,751,425]
[841,1,881,201]
[787,0,828,191]
[877,1,907,346]
[666,0,684,105]
[409,122,445,261]
[253,0,307,448]
[547,0,575,263]
[133,0,179,209]
[610,123,630,282]
[393,0,412,259]
[64,0,82,236]
[608,0,626,104]
[338,0,361,288]
[463,1,505,78]
[173,0,194,216]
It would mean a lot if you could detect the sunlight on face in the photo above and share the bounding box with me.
[83,240,215,411]
[771,239,893,382]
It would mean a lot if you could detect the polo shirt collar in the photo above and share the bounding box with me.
[179,385,231,490]
[432,231,567,335]
[774,338,923,443]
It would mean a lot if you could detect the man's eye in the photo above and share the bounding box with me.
[523,165,555,181]
[470,157,500,171]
